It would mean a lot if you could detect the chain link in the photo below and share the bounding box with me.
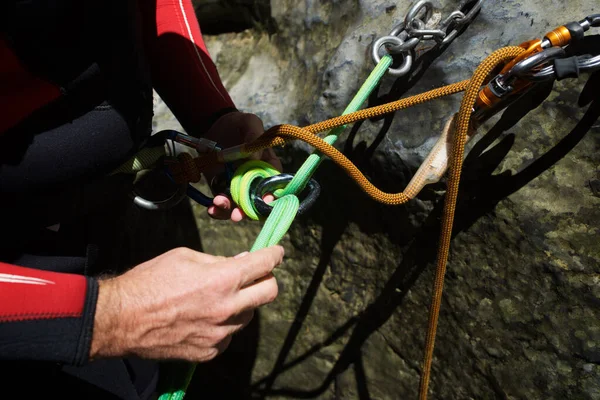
[372,0,483,76]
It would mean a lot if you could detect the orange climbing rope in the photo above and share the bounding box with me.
[166,46,526,399]
[169,79,471,202]
[418,46,525,399]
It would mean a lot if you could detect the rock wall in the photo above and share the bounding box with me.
[155,1,600,398]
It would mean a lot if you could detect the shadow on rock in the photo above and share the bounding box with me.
[247,42,600,398]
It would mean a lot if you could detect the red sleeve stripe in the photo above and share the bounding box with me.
[0,262,87,323]
[156,0,230,103]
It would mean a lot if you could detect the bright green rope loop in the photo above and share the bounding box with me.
[230,160,280,220]
[159,54,393,400]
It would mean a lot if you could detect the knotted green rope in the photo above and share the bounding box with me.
[230,160,280,221]
[159,54,393,400]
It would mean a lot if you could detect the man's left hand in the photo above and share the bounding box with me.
[203,111,282,221]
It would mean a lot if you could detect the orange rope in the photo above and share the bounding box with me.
[418,46,526,399]
[169,80,470,204]
[167,46,527,399]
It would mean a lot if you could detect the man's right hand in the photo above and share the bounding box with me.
[89,246,283,362]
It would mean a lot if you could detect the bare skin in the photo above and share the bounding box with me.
[90,246,284,362]
[203,111,282,222]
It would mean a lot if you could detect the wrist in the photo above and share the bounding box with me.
[89,278,125,360]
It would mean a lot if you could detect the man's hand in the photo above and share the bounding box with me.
[90,246,283,362]
[203,111,282,222]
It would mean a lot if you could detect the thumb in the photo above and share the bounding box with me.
[228,246,285,288]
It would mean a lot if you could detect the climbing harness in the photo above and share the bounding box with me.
[111,2,600,399]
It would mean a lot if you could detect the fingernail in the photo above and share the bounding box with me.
[234,251,249,259]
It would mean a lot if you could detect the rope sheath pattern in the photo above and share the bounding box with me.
[418,46,525,400]
[160,47,526,400]
[169,80,471,205]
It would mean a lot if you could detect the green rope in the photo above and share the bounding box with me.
[159,54,393,400]
[250,195,300,252]
[230,160,280,220]
[157,363,195,400]
[275,55,393,197]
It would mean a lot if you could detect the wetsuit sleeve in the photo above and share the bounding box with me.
[0,262,98,365]
[140,0,237,136]
[0,36,62,134]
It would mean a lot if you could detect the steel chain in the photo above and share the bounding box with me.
[372,0,483,76]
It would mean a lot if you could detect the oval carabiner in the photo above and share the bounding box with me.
[130,169,189,211]
[251,173,321,218]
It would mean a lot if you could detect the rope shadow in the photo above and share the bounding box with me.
[201,33,600,400]
[248,67,600,398]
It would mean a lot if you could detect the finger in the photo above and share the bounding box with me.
[263,194,275,204]
[230,208,245,222]
[160,247,225,267]
[220,309,255,335]
[247,151,261,161]
[229,245,284,287]
[241,113,266,142]
[235,273,279,311]
[207,195,234,219]
[261,148,282,172]
[213,195,232,210]
[215,335,232,354]
[208,205,231,220]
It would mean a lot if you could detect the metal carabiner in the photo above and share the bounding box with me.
[527,54,600,82]
[251,173,321,218]
[130,167,189,211]
[500,46,566,86]
[159,129,237,208]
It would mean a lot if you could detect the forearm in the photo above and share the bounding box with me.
[0,262,98,365]
[140,0,236,136]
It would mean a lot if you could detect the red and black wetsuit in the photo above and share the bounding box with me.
[0,1,235,398]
